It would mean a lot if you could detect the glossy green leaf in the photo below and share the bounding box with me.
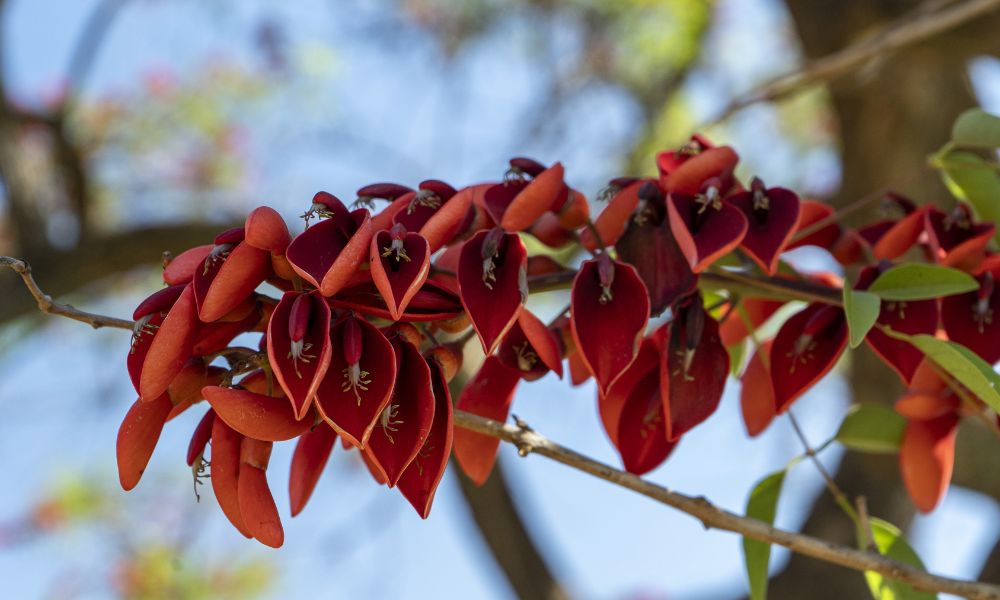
[939,151,1000,244]
[951,108,1000,149]
[835,404,906,454]
[867,264,978,301]
[743,470,785,600]
[887,331,1000,412]
[860,517,935,600]
[728,338,747,377]
[843,287,881,348]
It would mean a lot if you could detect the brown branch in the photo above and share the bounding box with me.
[708,0,1000,125]
[5,257,999,598]
[454,411,1000,600]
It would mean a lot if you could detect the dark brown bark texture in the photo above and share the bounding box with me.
[769,1,1000,597]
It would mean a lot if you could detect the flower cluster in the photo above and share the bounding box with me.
[119,137,1000,547]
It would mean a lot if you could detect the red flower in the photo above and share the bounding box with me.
[453,356,521,485]
[288,425,338,517]
[266,291,333,419]
[770,303,848,412]
[192,227,271,322]
[286,192,373,296]
[728,177,801,275]
[398,357,455,518]
[942,260,1000,364]
[370,223,432,321]
[457,227,528,354]
[667,179,748,273]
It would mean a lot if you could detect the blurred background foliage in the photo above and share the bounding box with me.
[2,0,1000,598]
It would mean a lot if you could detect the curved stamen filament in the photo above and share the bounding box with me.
[287,339,316,379]
[341,363,372,406]
[514,342,538,372]
[381,238,411,263]
[379,402,403,443]
[130,314,161,353]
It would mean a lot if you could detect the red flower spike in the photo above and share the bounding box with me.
[285,197,374,296]
[570,255,650,395]
[615,369,678,476]
[942,268,1000,364]
[116,393,173,491]
[497,309,564,381]
[770,303,848,413]
[138,284,199,401]
[163,245,214,285]
[364,337,435,487]
[289,424,337,517]
[581,180,644,251]
[786,200,841,251]
[316,314,397,448]
[193,236,270,323]
[857,265,938,383]
[457,228,528,354]
[398,359,455,518]
[332,278,465,322]
[370,224,432,321]
[740,343,777,437]
[203,385,313,442]
[900,414,958,513]
[453,356,521,485]
[728,178,801,275]
[501,162,566,232]
[186,409,215,466]
[615,182,698,316]
[238,438,284,548]
[267,291,332,419]
[719,298,783,347]
[925,205,995,270]
[660,145,739,195]
[211,417,251,538]
[667,183,748,273]
[245,206,291,254]
[660,297,729,441]
[601,336,660,447]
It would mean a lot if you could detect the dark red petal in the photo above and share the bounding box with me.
[501,162,566,231]
[740,343,777,437]
[163,245,214,285]
[926,207,995,271]
[786,200,840,250]
[942,269,1000,364]
[134,284,186,319]
[770,304,848,412]
[332,278,464,322]
[285,210,373,296]
[570,257,650,395]
[116,393,173,491]
[186,408,215,466]
[661,301,728,441]
[194,241,270,323]
[496,309,564,381]
[483,181,526,224]
[900,414,958,513]
[238,439,284,548]
[601,336,659,447]
[729,186,801,275]
[203,385,312,442]
[211,417,251,537]
[316,315,397,448]
[457,228,528,354]
[615,369,677,475]
[289,424,337,517]
[453,356,521,485]
[615,204,697,316]
[667,193,748,273]
[139,284,199,401]
[364,337,435,487]
[370,229,431,321]
[398,359,455,518]
[245,206,291,253]
[267,291,333,419]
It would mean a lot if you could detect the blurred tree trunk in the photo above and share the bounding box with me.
[770,1,1000,596]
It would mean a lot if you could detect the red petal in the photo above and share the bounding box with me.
[186,408,215,466]
[163,245,213,285]
[942,268,1000,364]
[245,206,291,253]
[316,315,397,447]
[116,393,173,491]
[501,163,566,231]
[719,298,783,347]
[729,185,800,275]
[871,207,927,260]
[667,193,748,273]
[527,211,576,248]
[267,291,333,418]
[496,309,564,381]
[660,146,738,194]
[615,368,677,475]
[453,356,521,485]
[581,180,644,251]
[570,257,649,395]
[285,210,373,296]
[457,229,528,354]
[364,337,436,487]
[192,306,260,355]
[740,343,777,437]
[601,336,659,446]
[332,278,464,322]
[421,186,474,251]
[786,200,840,251]
[194,241,270,322]
[370,229,431,320]
[211,417,251,537]
[238,438,284,547]
[398,359,455,518]
[289,424,337,517]
[900,414,958,513]
[770,304,848,412]
[203,385,313,442]
[139,284,199,401]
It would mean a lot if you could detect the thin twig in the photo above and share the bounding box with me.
[787,409,858,520]
[1,257,133,330]
[706,0,1000,126]
[453,410,1000,600]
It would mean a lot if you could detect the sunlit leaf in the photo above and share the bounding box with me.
[843,287,881,348]
[951,108,1000,149]
[860,517,935,600]
[743,470,785,600]
[939,151,1000,244]
[836,404,906,454]
[867,264,978,301]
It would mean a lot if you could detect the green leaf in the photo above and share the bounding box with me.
[843,287,881,348]
[939,151,1000,244]
[743,471,785,600]
[887,331,1000,412]
[835,404,906,454]
[728,338,746,377]
[860,518,936,600]
[951,108,1000,149]
[867,264,978,301]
